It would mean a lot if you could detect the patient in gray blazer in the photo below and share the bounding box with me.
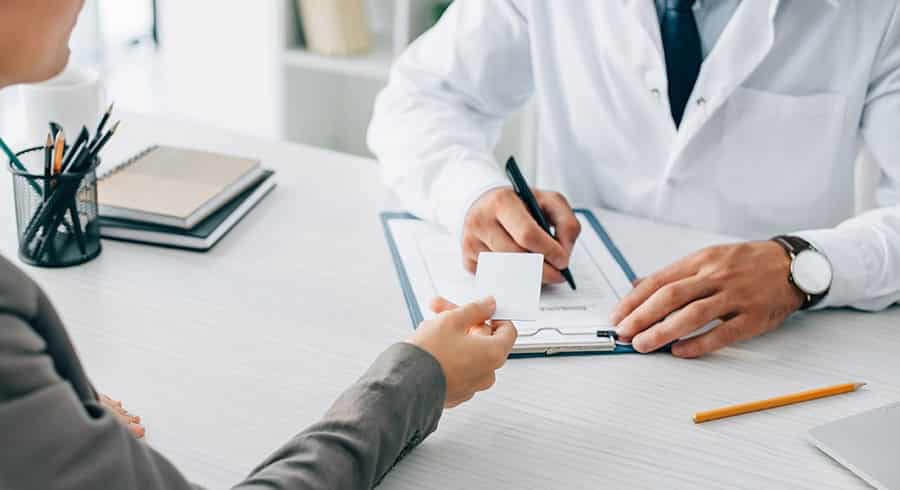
[0,2,517,489]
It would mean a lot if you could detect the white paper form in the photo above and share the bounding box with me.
[388,213,634,343]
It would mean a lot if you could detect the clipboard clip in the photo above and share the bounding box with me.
[596,329,619,340]
[512,327,623,355]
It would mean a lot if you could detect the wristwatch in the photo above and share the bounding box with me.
[772,235,833,310]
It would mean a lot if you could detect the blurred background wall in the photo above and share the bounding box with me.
[0,1,874,208]
[0,0,535,170]
[0,0,281,141]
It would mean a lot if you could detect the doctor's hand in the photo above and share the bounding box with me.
[610,241,805,358]
[462,187,581,284]
[407,296,517,408]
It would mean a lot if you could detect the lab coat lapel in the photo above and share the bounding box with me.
[616,0,676,148]
[621,0,664,60]
[669,0,779,166]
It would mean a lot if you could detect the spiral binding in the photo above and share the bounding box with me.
[97,145,160,182]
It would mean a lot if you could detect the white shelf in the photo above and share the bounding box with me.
[282,36,394,82]
[278,0,447,156]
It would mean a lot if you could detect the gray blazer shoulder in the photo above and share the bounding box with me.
[0,255,446,489]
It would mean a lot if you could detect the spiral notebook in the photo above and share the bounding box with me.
[99,170,276,251]
[97,145,265,229]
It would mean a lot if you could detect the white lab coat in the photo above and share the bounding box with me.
[368,0,900,311]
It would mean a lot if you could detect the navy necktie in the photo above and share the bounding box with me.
[660,0,703,127]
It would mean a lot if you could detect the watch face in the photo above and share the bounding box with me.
[791,250,833,295]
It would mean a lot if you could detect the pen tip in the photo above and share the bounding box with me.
[107,101,115,113]
[110,121,121,133]
[854,382,867,389]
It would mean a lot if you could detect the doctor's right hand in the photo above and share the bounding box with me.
[408,296,517,408]
[462,187,581,284]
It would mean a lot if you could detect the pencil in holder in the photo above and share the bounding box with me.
[7,146,102,267]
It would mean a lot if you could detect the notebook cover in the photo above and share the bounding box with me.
[380,209,642,357]
[98,146,261,226]
[99,170,274,247]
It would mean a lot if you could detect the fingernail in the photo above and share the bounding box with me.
[632,335,646,353]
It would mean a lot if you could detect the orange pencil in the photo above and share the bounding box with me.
[693,382,866,424]
[52,130,65,175]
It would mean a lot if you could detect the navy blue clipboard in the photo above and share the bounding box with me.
[380,209,640,357]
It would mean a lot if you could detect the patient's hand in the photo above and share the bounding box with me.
[100,394,146,439]
[408,296,517,408]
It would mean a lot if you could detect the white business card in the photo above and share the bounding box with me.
[475,252,543,320]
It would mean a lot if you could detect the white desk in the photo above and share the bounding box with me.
[2,114,898,489]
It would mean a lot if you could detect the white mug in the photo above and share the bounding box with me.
[20,65,107,144]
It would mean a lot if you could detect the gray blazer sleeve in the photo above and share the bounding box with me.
[0,256,446,490]
[236,342,446,489]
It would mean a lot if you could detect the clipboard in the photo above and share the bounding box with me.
[381,209,641,357]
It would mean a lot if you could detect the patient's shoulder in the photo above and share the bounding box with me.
[0,255,41,320]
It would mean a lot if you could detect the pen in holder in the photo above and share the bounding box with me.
[7,146,102,267]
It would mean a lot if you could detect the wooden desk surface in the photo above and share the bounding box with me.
[2,114,897,489]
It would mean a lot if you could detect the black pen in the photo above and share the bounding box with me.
[93,102,114,146]
[61,126,89,173]
[85,120,120,164]
[504,156,577,290]
[49,122,62,139]
[43,133,53,200]
[60,127,90,255]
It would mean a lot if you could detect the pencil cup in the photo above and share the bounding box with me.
[7,147,102,267]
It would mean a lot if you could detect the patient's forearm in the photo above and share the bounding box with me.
[235,343,446,490]
[0,252,445,490]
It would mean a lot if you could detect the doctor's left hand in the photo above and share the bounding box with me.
[610,241,805,358]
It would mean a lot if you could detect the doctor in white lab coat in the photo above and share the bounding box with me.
[368,0,900,357]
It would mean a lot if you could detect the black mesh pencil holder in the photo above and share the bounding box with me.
[7,146,102,267]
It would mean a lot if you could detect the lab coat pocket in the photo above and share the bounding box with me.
[718,88,847,213]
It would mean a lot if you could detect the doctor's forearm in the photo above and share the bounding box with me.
[796,205,900,311]
[368,76,509,235]
[812,2,900,310]
[368,0,533,235]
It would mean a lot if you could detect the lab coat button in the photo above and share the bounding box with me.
[650,88,661,99]
[696,97,707,106]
